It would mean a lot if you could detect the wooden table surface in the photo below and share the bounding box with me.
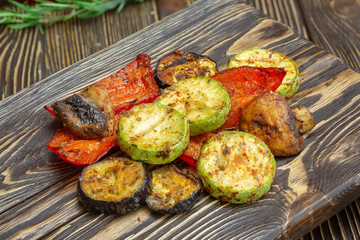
[0,0,359,239]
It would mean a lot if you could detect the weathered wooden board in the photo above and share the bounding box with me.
[0,0,359,239]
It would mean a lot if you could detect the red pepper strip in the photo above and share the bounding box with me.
[211,66,286,131]
[47,128,118,165]
[47,112,124,165]
[179,133,216,167]
[44,54,159,116]
[95,54,159,114]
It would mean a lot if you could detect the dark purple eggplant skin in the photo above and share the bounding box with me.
[155,50,218,88]
[146,164,202,214]
[78,158,151,215]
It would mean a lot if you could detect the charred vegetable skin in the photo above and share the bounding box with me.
[52,84,115,139]
[96,54,159,114]
[197,131,276,204]
[155,50,218,87]
[78,157,150,214]
[146,164,202,213]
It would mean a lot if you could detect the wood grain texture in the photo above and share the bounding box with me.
[244,1,360,239]
[299,0,360,72]
[0,1,359,239]
[245,0,309,38]
[0,0,158,100]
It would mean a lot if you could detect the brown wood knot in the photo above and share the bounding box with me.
[331,0,360,18]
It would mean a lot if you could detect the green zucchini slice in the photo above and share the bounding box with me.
[78,157,150,214]
[117,103,190,164]
[197,131,276,204]
[157,77,231,136]
[227,48,299,98]
[146,164,202,214]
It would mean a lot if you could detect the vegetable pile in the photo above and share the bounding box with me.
[46,48,315,215]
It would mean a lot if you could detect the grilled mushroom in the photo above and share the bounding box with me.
[238,92,315,156]
[52,84,115,139]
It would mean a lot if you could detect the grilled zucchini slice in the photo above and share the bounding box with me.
[78,157,150,214]
[117,103,190,164]
[227,48,299,98]
[197,131,276,204]
[146,164,202,214]
[155,50,218,87]
[157,77,231,136]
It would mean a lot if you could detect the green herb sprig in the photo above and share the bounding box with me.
[0,0,144,34]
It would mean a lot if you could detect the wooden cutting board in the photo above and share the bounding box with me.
[0,0,359,239]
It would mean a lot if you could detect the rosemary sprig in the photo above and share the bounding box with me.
[0,0,144,34]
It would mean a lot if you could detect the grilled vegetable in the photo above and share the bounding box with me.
[47,128,118,165]
[78,157,150,214]
[227,48,299,98]
[197,131,276,204]
[157,77,231,136]
[45,54,159,116]
[51,84,115,139]
[96,54,159,114]
[146,164,202,213]
[211,66,286,131]
[291,106,316,135]
[179,132,216,166]
[155,50,218,87]
[117,102,190,164]
[238,92,309,156]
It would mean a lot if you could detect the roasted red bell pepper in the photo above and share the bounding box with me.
[211,66,285,131]
[179,66,285,166]
[47,128,118,165]
[47,112,124,165]
[95,54,159,114]
[45,54,159,115]
[46,54,159,165]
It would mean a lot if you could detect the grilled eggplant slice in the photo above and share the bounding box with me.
[146,164,202,213]
[155,50,218,87]
[52,84,115,139]
[117,102,190,164]
[228,48,299,98]
[78,157,150,214]
[157,77,231,136]
[197,131,276,204]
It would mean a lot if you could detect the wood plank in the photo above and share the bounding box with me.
[0,1,359,239]
[299,0,360,71]
[0,0,158,100]
[246,0,309,38]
